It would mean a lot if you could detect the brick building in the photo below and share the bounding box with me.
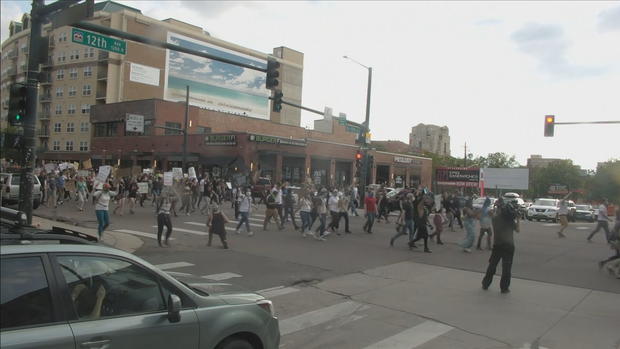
[90,99,433,189]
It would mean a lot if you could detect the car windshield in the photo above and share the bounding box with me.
[534,199,558,207]
[576,205,591,210]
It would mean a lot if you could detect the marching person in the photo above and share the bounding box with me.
[587,198,612,243]
[557,193,572,238]
[363,190,378,234]
[76,176,88,212]
[298,192,314,237]
[327,190,341,234]
[156,189,174,247]
[459,198,477,253]
[235,188,254,236]
[282,187,300,230]
[477,197,493,250]
[314,188,329,240]
[410,190,432,253]
[93,183,116,240]
[482,198,520,294]
[338,192,352,234]
[207,203,229,249]
[263,189,283,231]
[348,186,359,217]
[390,193,415,247]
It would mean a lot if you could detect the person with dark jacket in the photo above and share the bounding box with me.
[409,191,432,253]
[207,204,229,249]
[482,198,520,294]
[283,188,299,230]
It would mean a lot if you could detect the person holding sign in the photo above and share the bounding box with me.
[93,184,117,240]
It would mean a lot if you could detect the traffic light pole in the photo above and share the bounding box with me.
[18,0,45,224]
[359,67,372,209]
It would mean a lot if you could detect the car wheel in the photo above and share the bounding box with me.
[216,337,254,349]
[33,199,40,210]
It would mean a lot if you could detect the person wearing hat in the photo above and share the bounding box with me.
[263,188,283,231]
[93,183,117,240]
[207,203,229,249]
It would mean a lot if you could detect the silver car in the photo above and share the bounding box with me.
[0,223,280,349]
[1,172,42,209]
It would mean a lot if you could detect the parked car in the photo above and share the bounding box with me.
[0,207,280,349]
[574,204,595,222]
[526,198,560,222]
[251,177,272,199]
[472,197,497,210]
[0,172,42,209]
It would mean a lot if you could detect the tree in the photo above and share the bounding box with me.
[473,152,521,168]
[587,159,620,203]
[528,160,584,199]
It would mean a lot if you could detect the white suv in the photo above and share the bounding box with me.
[526,198,559,222]
[1,173,42,209]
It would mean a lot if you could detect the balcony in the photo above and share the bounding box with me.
[39,111,51,120]
[97,70,108,80]
[96,91,106,100]
[98,51,109,61]
[8,50,17,60]
[48,37,55,48]
[40,73,52,85]
[40,94,52,102]
[37,129,50,138]
[41,57,54,69]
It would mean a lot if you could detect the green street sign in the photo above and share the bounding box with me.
[71,28,126,55]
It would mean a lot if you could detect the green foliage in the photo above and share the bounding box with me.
[527,160,584,199]
[587,159,620,204]
[471,152,520,168]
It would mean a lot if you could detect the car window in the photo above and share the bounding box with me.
[1,257,54,329]
[57,255,167,321]
[10,175,20,185]
[534,199,557,207]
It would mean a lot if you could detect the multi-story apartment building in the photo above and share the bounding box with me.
[1,1,303,162]
[408,123,451,156]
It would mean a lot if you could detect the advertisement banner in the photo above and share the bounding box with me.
[481,168,529,190]
[435,167,480,187]
[164,32,270,120]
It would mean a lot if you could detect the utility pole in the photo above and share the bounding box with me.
[182,85,189,171]
[464,142,467,167]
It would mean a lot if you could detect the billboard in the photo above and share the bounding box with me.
[435,167,480,187]
[164,32,270,119]
[481,168,529,190]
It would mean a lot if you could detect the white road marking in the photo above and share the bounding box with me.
[185,222,205,227]
[230,221,263,228]
[257,286,299,298]
[151,225,208,236]
[154,262,194,270]
[280,301,369,336]
[576,226,590,230]
[164,271,193,277]
[202,272,242,281]
[363,320,453,349]
[114,229,175,240]
[543,223,559,227]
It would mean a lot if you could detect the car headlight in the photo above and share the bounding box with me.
[256,299,275,317]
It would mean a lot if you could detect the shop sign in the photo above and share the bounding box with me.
[436,167,480,187]
[394,156,422,165]
[249,134,306,147]
[204,134,236,145]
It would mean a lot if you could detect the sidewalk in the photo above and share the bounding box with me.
[310,260,620,349]
[32,213,143,253]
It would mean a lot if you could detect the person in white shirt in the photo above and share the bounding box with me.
[93,183,116,239]
[588,198,612,242]
[327,190,341,233]
[297,193,314,237]
[235,188,255,236]
[557,193,572,238]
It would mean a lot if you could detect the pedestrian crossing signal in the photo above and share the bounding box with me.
[8,83,28,127]
[544,115,555,137]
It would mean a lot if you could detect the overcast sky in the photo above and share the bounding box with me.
[2,1,619,170]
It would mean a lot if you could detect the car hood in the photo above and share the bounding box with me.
[529,205,557,210]
[169,273,264,304]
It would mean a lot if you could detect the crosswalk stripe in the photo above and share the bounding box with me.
[202,272,242,281]
[256,286,299,298]
[151,225,208,236]
[576,227,590,230]
[154,262,194,270]
[230,221,263,228]
[280,301,369,336]
[114,229,175,240]
[185,222,205,227]
[363,320,453,349]
[543,223,558,227]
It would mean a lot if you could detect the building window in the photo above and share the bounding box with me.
[52,140,60,151]
[197,126,212,134]
[57,51,65,62]
[79,141,88,151]
[70,49,79,60]
[88,48,95,58]
[83,66,92,77]
[55,104,62,115]
[82,84,91,96]
[58,32,67,42]
[56,69,64,80]
[67,104,76,115]
[20,43,28,53]
[69,68,78,79]
[81,104,90,114]
[55,87,63,97]
[94,122,118,137]
[66,122,75,132]
[54,123,61,133]
[80,122,89,132]
[164,122,182,135]
[68,86,76,96]
[65,141,74,151]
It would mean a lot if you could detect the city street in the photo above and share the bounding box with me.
[33,200,620,349]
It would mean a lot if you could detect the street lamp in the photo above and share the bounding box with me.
[343,55,372,208]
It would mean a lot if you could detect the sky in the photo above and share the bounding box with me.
[2,1,619,170]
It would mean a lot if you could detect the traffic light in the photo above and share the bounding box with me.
[8,83,28,127]
[355,151,362,168]
[272,90,283,112]
[544,115,555,137]
[266,59,280,89]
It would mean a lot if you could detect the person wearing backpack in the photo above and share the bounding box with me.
[263,189,283,230]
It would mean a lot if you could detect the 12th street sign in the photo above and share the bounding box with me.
[72,28,126,55]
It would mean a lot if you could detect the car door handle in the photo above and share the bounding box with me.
[81,339,111,349]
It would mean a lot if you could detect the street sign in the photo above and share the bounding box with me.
[125,114,144,133]
[72,28,126,55]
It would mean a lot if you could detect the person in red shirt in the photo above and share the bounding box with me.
[363,191,378,233]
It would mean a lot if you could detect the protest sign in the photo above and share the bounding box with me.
[96,165,111,183]
[172,167,183,180]
[44,163,57,173]
[188,167,197,179]
[59,162,69,170]
[83,159,93,169]
[78,170,90,177]
[131,166,142,176]
[138,182,149,194]
[163,172,173,186]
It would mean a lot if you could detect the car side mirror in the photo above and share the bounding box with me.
[167,294,181,323]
